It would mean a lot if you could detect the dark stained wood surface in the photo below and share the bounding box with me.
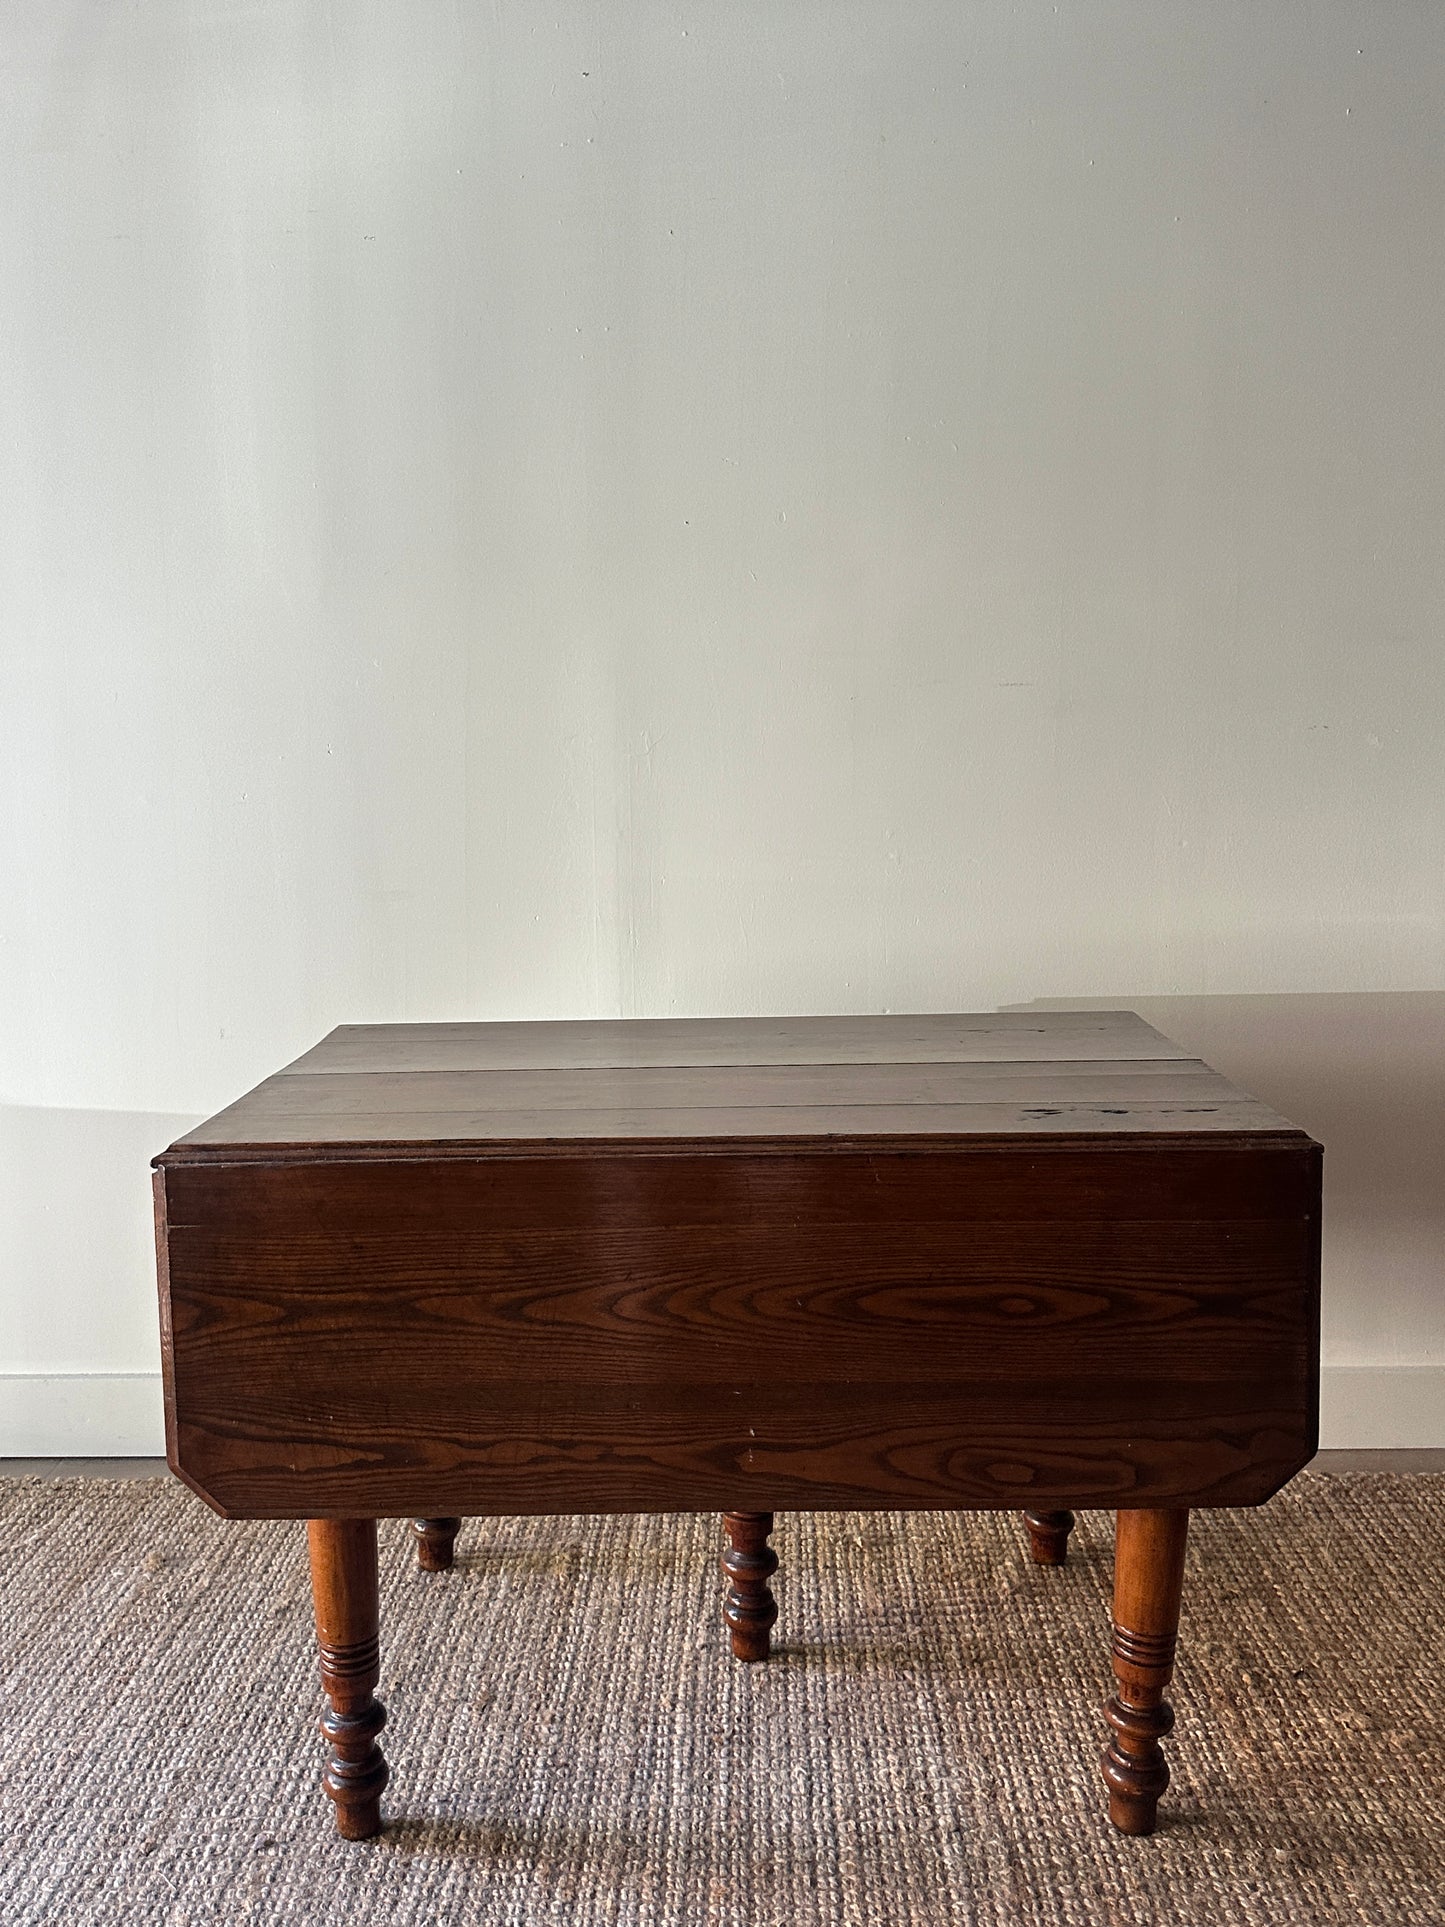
[170,1099,1296,1147]
[1024,1509,1076,1566]
[410,1518,462,1572]
[279,1011,1196,1075]
[153,1013,1320,1523]
[306,1520,387,1840]
[168,1011,1297,1152]
[1102,1508,1191,1836]
[721,1512,778,1662]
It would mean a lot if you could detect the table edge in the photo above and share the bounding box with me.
[154,1129,1321,1168]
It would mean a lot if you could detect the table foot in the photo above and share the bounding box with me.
[307,1519,389,1840]
[721,1511,778,1661]
[1102,1507,1189,1836]
[411,1518,462,1571]
[1023,1509,1075,1565]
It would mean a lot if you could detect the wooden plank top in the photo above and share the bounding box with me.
[161,1011,1308,1159]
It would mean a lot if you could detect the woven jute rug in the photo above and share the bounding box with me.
[0,1474,1441,1926]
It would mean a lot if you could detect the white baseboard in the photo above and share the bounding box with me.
[0,1373,165,1457]
[1,1365,1440,1459]
[1317,1366,1444,1450]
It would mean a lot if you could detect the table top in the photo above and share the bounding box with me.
[163,1010,1307,1160]
[155,1009,1321,1519]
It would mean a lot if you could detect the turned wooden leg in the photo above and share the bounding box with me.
[307,1519,388,1840]
[1023,1508,1076,1566]
[1102,1507,1189,1836]
[411,1517,462,1571]
[721,1511,778,1662]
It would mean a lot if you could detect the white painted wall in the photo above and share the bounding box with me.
[2,1,1441,1453]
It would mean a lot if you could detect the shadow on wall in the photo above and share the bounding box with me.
[0,1105,201,1379]
[1003,992,1445,1368]
[4,1005,1442,1449]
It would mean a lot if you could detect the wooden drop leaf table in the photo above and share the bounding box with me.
[152,1011,1321,1841]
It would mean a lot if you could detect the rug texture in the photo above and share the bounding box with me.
[0,1473,1441,1926]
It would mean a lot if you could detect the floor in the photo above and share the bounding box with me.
[5,1450,1445,1479]
[4,1466,1443,1926]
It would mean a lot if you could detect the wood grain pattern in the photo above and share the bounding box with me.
[154,1017,1320,1525]
[154,1013,1321,1845]
[721,1512,778,1662]
[161,1219,1314,1383]
[307,1519,387,1840]
[172,1101,1299,1147]
[279,1011,1196,1076]
[1102,1508,1190,1835]
[217,1060,1233,1115]
[166,1381,1313,1519]
[157,1147,1318,1518]
[160,1143,1318,1223]
[168,1012,1293,1150]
